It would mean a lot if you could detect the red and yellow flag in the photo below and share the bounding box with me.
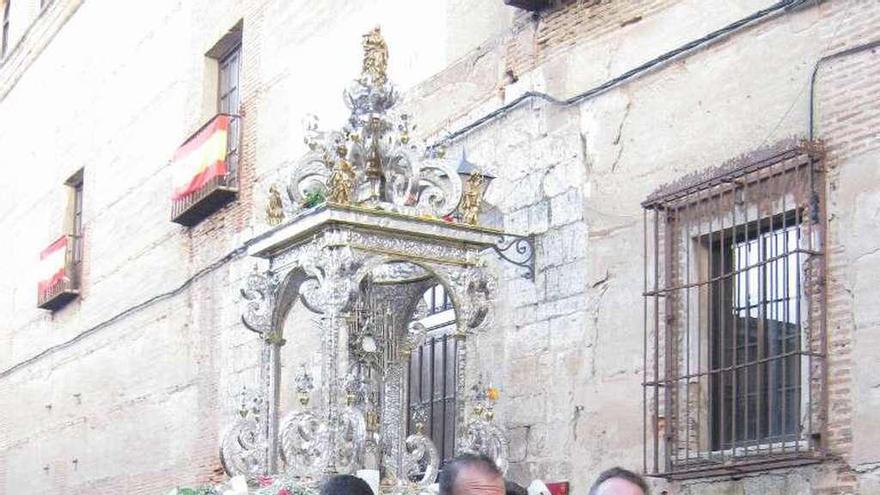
[170,115,230,200]
[38,236,67,295]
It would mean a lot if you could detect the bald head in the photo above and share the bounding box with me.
[589,467,648,495]
[592,478,645,495]
[439,454,504,495]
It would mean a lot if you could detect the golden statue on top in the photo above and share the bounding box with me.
[460,171,486,225]
[361,26,388,86]
[327,143,356,205]
[266,184,285,225]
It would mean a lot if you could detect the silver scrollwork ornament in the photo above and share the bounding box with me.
[334,405,368,474]
[402,432,440,487]
[434,263,495,335]
[241,266,280,336]
[220,416,266,483]
[460,417,509,475]
[299,241,362,315]
[279,409,330,478]
[220,388,268,483]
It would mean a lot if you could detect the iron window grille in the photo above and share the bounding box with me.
[642,139,828,479]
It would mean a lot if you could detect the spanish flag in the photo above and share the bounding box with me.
[170,115,230,200]
[38,236,67,295]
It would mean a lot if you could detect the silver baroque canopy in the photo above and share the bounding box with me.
[226,207,509,488]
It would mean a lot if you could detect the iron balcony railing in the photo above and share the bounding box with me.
[170,113,241,226]
[37,234,80,311]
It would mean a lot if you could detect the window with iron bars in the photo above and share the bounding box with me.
[642,140,828,479]
[407,284,458,466]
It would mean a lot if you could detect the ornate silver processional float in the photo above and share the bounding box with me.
[221,28,533,494]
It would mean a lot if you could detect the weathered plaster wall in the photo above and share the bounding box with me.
[0,0,878,494]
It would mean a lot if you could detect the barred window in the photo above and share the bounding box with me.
[642,140,828,479]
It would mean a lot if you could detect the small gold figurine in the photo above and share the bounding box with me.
[460,170,485,225]
[361,27,389,87]
[266,184,284,225]
[327,144,356,205]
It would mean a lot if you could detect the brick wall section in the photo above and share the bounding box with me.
[504,0,676,79]
[814,3,880,493]
[183,2,269,484]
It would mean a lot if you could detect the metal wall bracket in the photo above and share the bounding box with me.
[491,233,536,281]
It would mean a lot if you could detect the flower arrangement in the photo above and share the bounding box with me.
[165,475,318,495]
[254,475,318,495]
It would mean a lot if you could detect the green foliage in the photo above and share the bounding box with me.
[301,189,326,209]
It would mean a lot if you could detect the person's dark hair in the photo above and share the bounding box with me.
[505,480,528,495]
[589,467,649,495]
[320,474,374,495]
[439,453,502,495]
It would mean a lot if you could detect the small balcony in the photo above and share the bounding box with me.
[37,235,80,311]
[170,114,240,226]
[170,169,238,226]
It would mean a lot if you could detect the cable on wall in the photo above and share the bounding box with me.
[0,244,249,380]
[809,39,880,140]
[428,0,812,151]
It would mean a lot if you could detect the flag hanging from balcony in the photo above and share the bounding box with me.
[170,115,230,200]
[38,236,67,294]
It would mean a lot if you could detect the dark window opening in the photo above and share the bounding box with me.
[426,284,453,316]
[217,43,241,175]
[709,215,801,450]
[72,176,84,265]
[407,285,458,468]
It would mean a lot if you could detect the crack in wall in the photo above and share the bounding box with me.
[610,100,631,173]
[571,404,584,441]
[589,270,613,378]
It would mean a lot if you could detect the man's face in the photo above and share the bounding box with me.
[453,466,505,495]
[593,478,646,495]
